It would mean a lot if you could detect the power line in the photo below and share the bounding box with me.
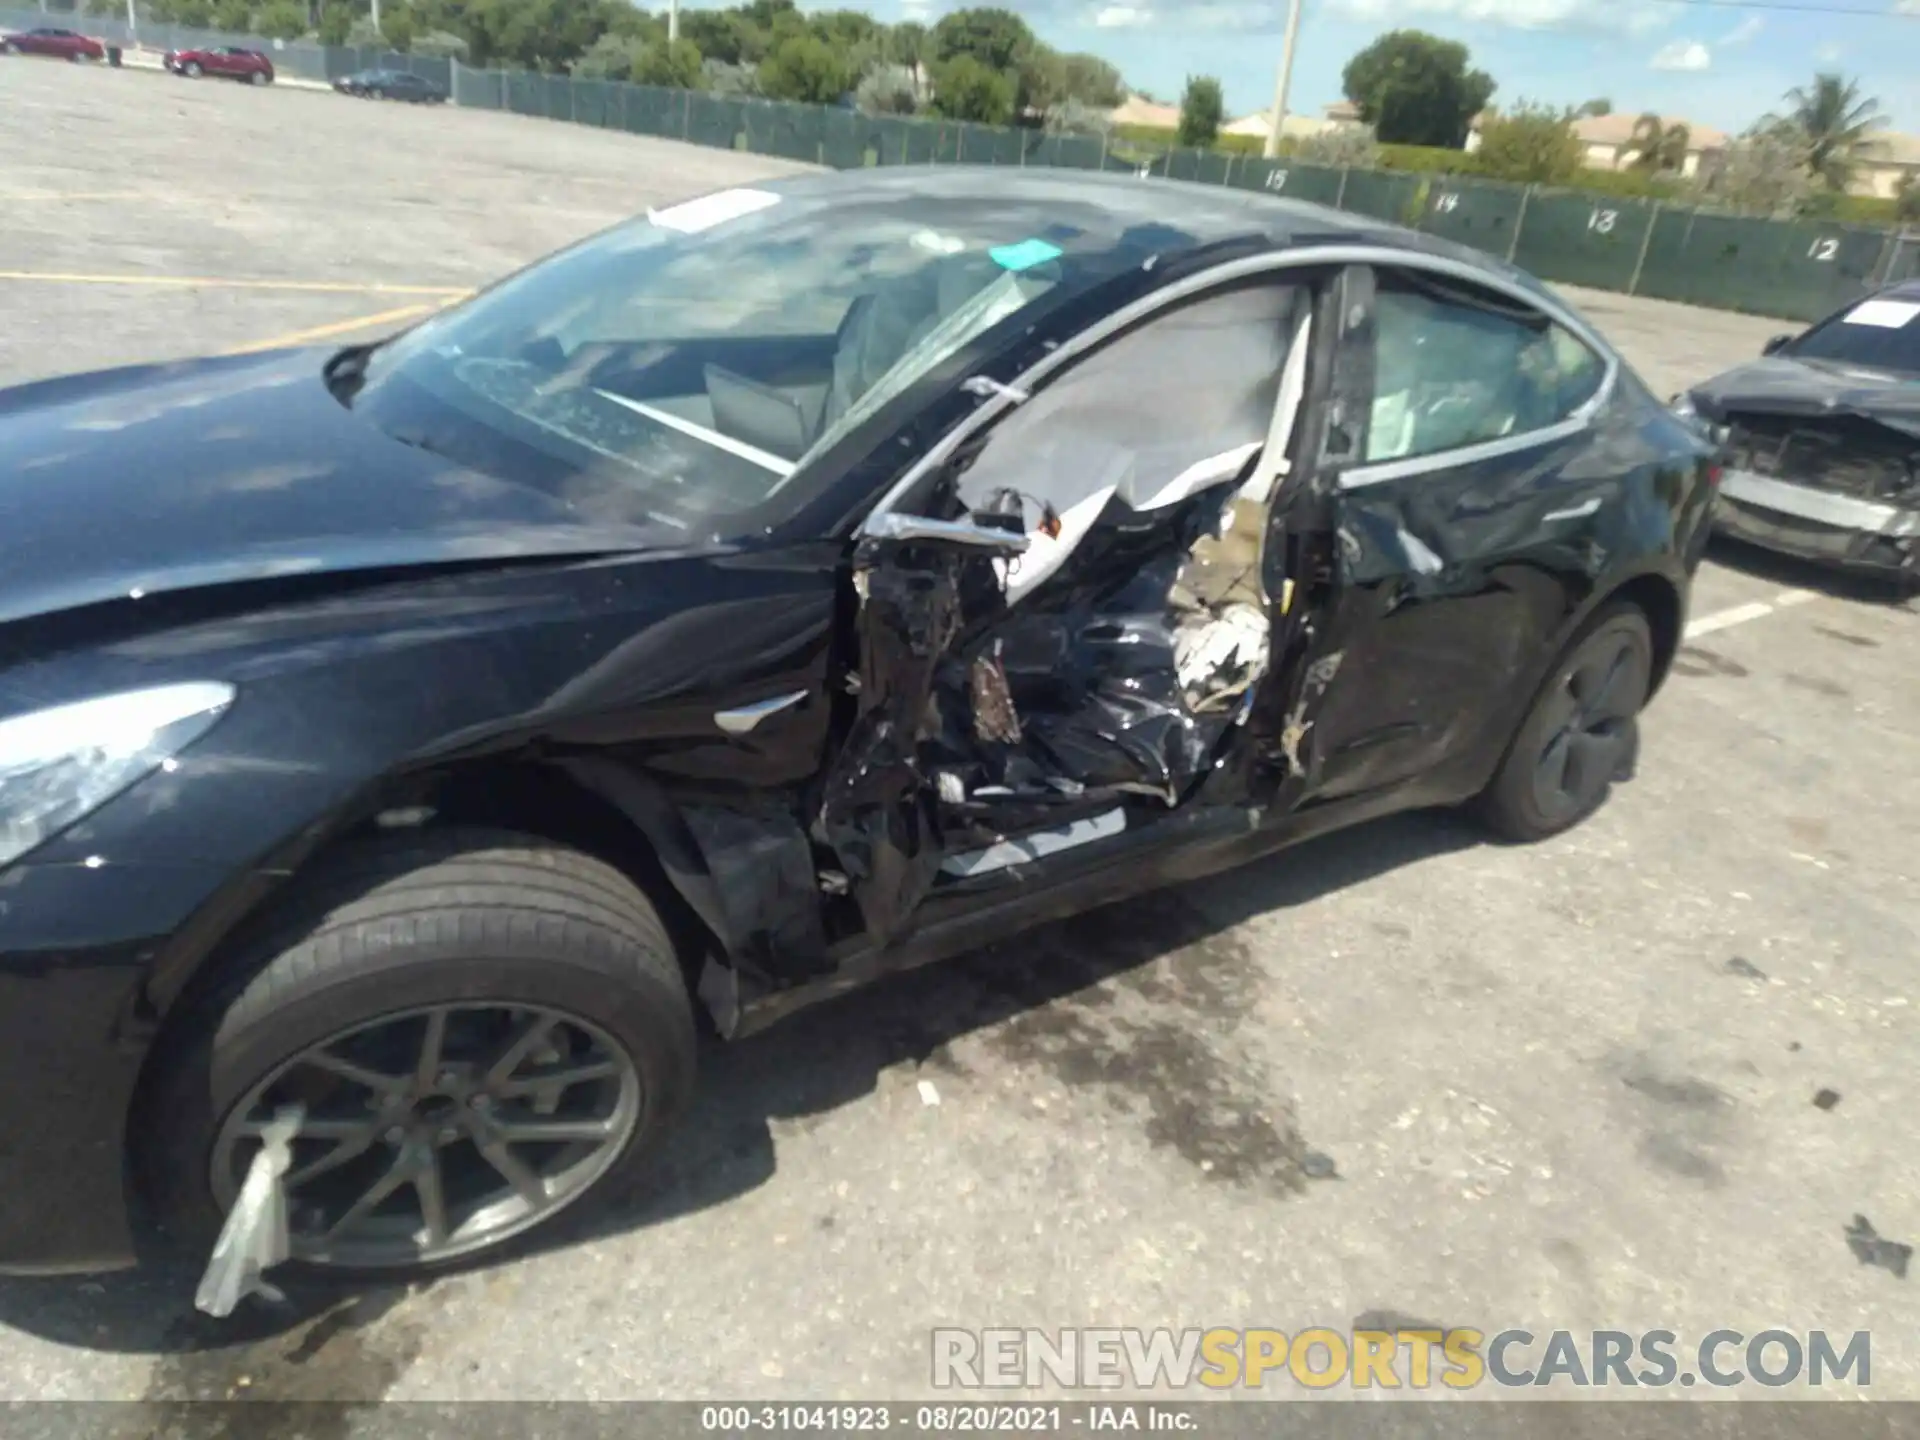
[1642,0,1916,14]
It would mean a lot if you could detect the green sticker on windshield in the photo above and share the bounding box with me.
[990,239,1063,272]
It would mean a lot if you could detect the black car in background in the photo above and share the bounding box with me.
[334,67,446,102]
[0,169,1716,1284]
[1680,278,1920,584]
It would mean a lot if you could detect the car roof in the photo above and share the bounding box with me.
[750,166,1557,297]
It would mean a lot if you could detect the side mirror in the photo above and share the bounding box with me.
[1762,334,1794,357]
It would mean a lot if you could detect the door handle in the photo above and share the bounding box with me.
[1544,497,1601,522]
[715,690,809,736]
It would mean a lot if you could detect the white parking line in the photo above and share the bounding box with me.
[1685,588,1818,640]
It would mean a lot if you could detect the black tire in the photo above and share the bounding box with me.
[183,60,200,76]
[1472,602,1654,843]
[138,828,698,1278]
[2,42,18,54]
[249,70,268,85]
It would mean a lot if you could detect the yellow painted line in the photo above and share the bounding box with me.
[0,269,471,297]
[224,302,438,355]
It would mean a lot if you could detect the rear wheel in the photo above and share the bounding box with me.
[1472,603,1653,842]
[140,829,698,1277]
[2,42,19,54]
[249,69,267,84]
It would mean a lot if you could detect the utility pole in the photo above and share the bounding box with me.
[1262,0,1305,160]
[371,0,381,33]
[668,0,679,43]
[124,0,136,44]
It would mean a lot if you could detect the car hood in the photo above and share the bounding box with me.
[1689,356,1920,440]
[0,349,662,629]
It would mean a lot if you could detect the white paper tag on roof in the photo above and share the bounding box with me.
[1842,299,1920,329]
[648,188,780,234]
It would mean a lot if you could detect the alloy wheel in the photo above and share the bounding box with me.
[1526,630,1648,831]
[209,1002,642,1268]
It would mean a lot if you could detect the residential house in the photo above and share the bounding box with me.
[1570,113,1730,179]
[1851,130,1920,201]
[1218,101,1372,144]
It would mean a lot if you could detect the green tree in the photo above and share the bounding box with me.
[884,20,927,68]
[633,36,703,88]
[929,53,1015,124]
[1771,73,1884,191]
[808,8,879,50]
[1176,74,1223,148]
[1898,172,1920,224]
[316,2,353,43]
[1627,113,1690,174]
[253,0,305,35]
[857,61,921,114]
[209,0,251,31]
[1474,101,1584,183]
[1691,125,1812,217]
[931,7,1033,73]
[1342,30,1495,148]
[381,1,417,51]
[1055,51,1123,108]
[574,31,643,78]
[757,32,852,104]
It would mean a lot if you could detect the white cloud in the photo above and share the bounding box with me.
[1895,0,1920,13]
[1327,0,1668,36]
[1814,41,1845,62]
[1719,14,1763,46]
[1093,2,1155,20]
[1651,39,1712,71]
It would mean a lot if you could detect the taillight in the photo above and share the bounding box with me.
[1704,461,1723,489]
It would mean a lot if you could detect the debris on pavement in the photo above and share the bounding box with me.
[1725,956,1767,980]
[194,1104,304,1318]
[918,1080,942,1107]
[1302,1150,1340,1180]
[1813,1088,1842,1110]
[1844,1215,1912,1280]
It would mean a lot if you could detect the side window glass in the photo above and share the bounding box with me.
[1366,273,1603,465]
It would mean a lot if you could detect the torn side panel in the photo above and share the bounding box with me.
[680,803,828,979]
[815,543,974,944]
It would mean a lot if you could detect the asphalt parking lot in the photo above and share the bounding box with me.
[1,57,1917,1410]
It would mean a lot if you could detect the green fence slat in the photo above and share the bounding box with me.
[895,118,936,165]
[685,94,744,150]
[1337,169,1423,225]
[1631,209,1884,321]
[740,101,824,162]
[1044,134,1107,170]
[572,77,607,128]
[1418,176,1526,257]
[540,74,571,121]
[1507,191,1654,291]
[932,124,964,164]
[506,71,541,116]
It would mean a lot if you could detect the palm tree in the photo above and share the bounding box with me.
[1773,73,1884,191]
[1628,113,1691,174]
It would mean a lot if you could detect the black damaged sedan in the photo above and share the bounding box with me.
[0,169,1717,1281]
[1680,278,1920,585]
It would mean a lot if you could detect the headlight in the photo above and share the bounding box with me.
[0,682,234,868]
[1671,392,1698,421]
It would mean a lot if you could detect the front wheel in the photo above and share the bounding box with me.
[2,42,19,54]
[1472,603,1653,843]
[140,829,699,1277]
[183,60,201,76]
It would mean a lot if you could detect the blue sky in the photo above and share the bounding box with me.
[842,0,1920,134]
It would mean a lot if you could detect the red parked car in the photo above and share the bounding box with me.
[164,44,274,83]
[0,26,107,61]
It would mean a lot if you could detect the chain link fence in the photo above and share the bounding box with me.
[9,5,1915,324]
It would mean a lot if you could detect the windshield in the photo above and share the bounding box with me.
[1789,294,1920,375]
[343,185,1166,535]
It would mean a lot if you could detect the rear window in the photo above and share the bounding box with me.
[1789,294,1920,375]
